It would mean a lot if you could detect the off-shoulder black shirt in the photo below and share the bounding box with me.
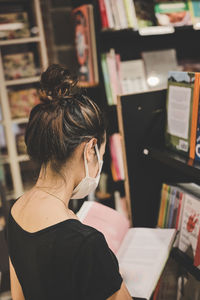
[7,205,122,300]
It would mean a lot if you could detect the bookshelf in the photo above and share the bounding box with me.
[72,2,200,295]
[0,0,48,199]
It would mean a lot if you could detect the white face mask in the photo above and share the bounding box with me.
[71,143,103,199]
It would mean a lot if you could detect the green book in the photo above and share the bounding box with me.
[101,53,113,105]
[165,71,200,158]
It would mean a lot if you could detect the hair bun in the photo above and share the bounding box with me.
[39,64,78,102]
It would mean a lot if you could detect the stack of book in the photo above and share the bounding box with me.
[157,183,200,269]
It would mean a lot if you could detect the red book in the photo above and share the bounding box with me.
[194,229,200,268]
[175,192,184,230]
[98,0,109,29]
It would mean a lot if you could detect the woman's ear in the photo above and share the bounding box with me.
[85,138,97,162]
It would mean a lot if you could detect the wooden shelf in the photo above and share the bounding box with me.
[0,155,9,164]
[12,117,29,124]
[143,147,200,185]
[171,247,200,281]
[17,154,29,162]
[6,76,40,86]
[0,36,41,46]
[100,25,200,37]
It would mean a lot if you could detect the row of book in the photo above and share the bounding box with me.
[98,0,200,31]
[165,70,200,162]
[3,52,39,80]
[157,183,200,269]
[101,48,179,105]
[0,11,33,40]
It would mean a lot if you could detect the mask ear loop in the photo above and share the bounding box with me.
[83,143,89,177]
[94,144,102,175]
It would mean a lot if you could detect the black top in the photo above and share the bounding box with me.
[7,203,123,300]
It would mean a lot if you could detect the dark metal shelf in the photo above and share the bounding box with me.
[143,147,200,185]
[171,247,200,281]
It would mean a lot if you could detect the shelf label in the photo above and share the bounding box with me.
[139,26,174,36]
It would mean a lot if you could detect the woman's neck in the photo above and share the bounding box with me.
[34,163,76,208]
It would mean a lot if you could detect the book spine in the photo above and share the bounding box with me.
[98,0,109,29]
[157,184,168,228]
[168,188,176,228]
[110,0,121,30]
[175,192,184,230]
[123,0,138,29]
[165,187,173,227]
[189,73,200,159]
[163,186,171,227]
[104,0,115,29]
[106,49,119,104]
[88,6,99,85]
[101,53,113,105]
[194,228,200,268]
[116,0,128,29]
[110,134,121,179]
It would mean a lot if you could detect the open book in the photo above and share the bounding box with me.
[77,201,176,300]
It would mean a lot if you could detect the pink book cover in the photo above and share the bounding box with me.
[78,201,130,254]
[113,133,125,180]
[109,134,121,180]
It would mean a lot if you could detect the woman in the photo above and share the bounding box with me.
[7,65,132,300]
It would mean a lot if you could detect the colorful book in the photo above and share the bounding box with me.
[178,191,200,269]
[163,185,171,227]
[101,53,113,105]
[165,71,200,158]
[98,0,109,29]
[3,52,37,80]
[8,88,40,119]
[123,0,138,29]
[0,12,30,40]
[116,0,128,29]
[105,49,121,104]
[154,1,192,27]
[109,133,124,181]
[188,0,200,29]
[195,93,200,162]
[104,0,115,29]
[72,5,99,87]
[167,187,177,228]
[77,201,177,299]
[157,184,169,228]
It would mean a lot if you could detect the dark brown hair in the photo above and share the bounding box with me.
[25,64,105,171]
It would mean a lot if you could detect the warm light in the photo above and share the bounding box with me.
[147,76,160,87]
[194,23,200,30]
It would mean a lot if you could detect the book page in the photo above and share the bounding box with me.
[77,201,130,254]
[117,228,176,299]
[167,85,191,139]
